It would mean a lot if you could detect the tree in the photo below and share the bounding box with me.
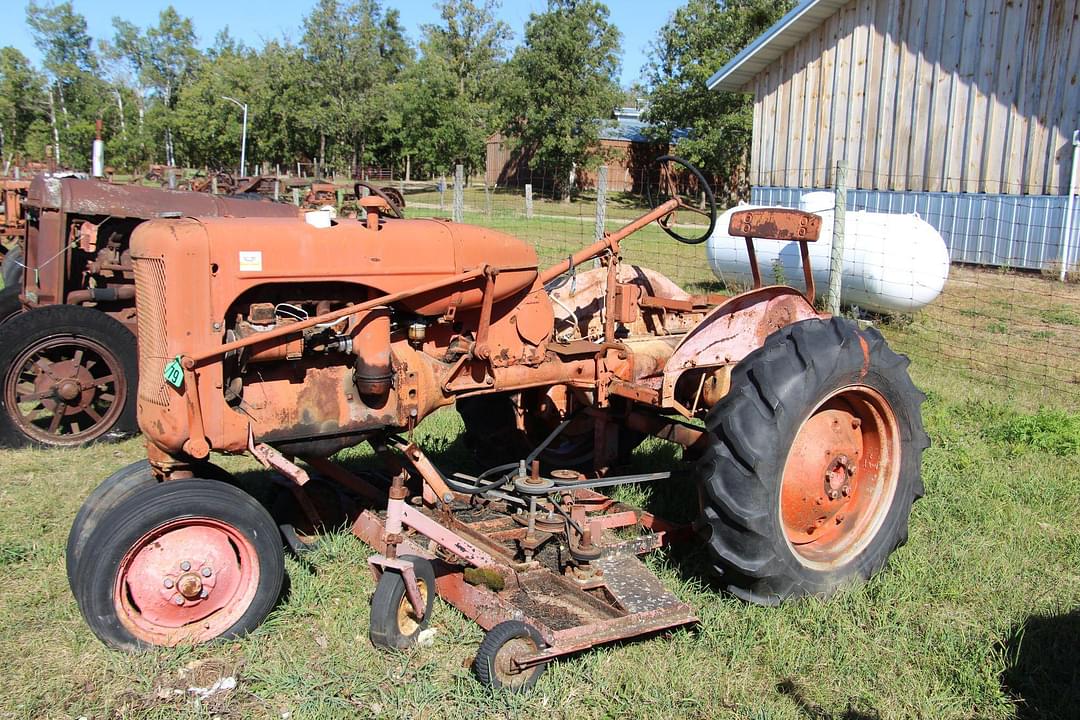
[501,0,622,201]
[26,0,100,165]
[300,0,411,174]
[112,7,201,165]
[644,0,793,199]
[399,0,511,177]
[0,48,46,165]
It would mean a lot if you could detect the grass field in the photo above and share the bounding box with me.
[0,196,1077,719]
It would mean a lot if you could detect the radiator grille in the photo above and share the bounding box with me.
[133,257,171,406]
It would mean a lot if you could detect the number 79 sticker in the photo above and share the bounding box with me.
[163,356,185,388]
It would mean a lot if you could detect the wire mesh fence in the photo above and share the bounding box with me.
[391,161,1080,409]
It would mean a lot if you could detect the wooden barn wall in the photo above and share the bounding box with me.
[751,0,1080,195]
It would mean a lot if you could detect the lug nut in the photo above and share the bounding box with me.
[200,589,209,599]
[173,595,184,606]
[180,561,191,571]
[163,578,174,589]
[201,567,212,577]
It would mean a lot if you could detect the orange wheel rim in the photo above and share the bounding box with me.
[780,385,900,569]
[113,517,260,645]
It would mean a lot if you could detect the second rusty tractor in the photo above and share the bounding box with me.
[68,157,927,690]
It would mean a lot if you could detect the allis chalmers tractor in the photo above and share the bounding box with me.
[0,176,298,448]
[68,158,927,690]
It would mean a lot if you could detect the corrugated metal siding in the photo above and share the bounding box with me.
[751,185,1080,269]
[751,0,1080,196]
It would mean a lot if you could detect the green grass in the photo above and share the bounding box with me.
[0,356,1077,719]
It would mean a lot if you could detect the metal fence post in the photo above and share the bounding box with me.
[484,183,493,217]
[292,188,300,207]
[439,175,446,211]
[1059,130,1079,282]
[525,183,533,219]
[273,179,280,201]
[595,165,608,242]
[827,161,847,315]
[453,164,464,223]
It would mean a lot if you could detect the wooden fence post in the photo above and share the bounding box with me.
[827,161,847,315]
[453,164,464,223]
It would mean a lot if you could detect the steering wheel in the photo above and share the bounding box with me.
[650,155,717,245]
[354,181,405,219]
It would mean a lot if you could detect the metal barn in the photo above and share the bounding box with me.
[709,0,1080,271]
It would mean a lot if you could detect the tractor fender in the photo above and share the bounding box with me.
[660,287,822,408]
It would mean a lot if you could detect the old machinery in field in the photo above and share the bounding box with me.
[67,157,928,690]
[0,177,297,447]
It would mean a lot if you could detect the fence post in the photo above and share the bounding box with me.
[454,164,464,223]
[595,165,608,243]
[827,161,847,315]
[273,179,280,201]
[292,187,300,207]
[525,183,534,219]
[211,177,218,195]
[1059,130,1079,282]
[439,175,446,211]
[484,183,493,217]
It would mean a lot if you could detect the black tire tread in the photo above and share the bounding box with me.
[695,317,929,606]
[369,555,436,651]
[473,620,547,691]
[73,479,284,651]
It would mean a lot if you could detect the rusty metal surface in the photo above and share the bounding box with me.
[727,207,822,242]
[26,176,298,219]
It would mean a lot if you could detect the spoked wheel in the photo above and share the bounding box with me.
[74,479,284,651]
[695,317,929,605]
[369,555,436,650]
[473,620,548,691]
[0,305,137,448]
[650,155,717,245]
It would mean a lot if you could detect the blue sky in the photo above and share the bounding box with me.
[0,0,684,87]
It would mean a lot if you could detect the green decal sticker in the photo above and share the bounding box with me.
[163,356,184,388]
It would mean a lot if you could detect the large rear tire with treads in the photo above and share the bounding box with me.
[694,317,929,605]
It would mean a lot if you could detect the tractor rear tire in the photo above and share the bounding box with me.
[74,479,284,651]
[0,286,22,325]
[0,305,138,448]
[694,317,929,605]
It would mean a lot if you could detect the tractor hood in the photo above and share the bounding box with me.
[130,215,539,317]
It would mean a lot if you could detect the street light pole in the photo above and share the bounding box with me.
[220,95,248,177]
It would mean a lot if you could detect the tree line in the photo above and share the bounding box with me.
[0,0,790,197]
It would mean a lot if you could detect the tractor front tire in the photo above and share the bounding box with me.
[74,479,284,651]
[695,317,929,605]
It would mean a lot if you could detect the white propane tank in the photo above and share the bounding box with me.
[706,191,950,314]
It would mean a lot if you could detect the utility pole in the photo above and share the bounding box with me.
[220,95,248,177]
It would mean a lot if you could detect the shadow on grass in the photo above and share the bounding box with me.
[1000,608,1080,720]
[777,680,881,719]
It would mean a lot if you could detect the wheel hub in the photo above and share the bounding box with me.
[779,385,901,567]
[116,520,256,642]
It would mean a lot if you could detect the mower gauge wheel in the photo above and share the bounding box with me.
[651,154,717,245]
[369,555,436,650]
[473,620,548,691]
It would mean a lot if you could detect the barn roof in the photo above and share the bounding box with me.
[707,0,850,92]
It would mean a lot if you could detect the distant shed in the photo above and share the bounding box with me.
[485,108,673,193]
[709,0,1080,270]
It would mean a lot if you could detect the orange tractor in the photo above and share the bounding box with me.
[68,158,927,690]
